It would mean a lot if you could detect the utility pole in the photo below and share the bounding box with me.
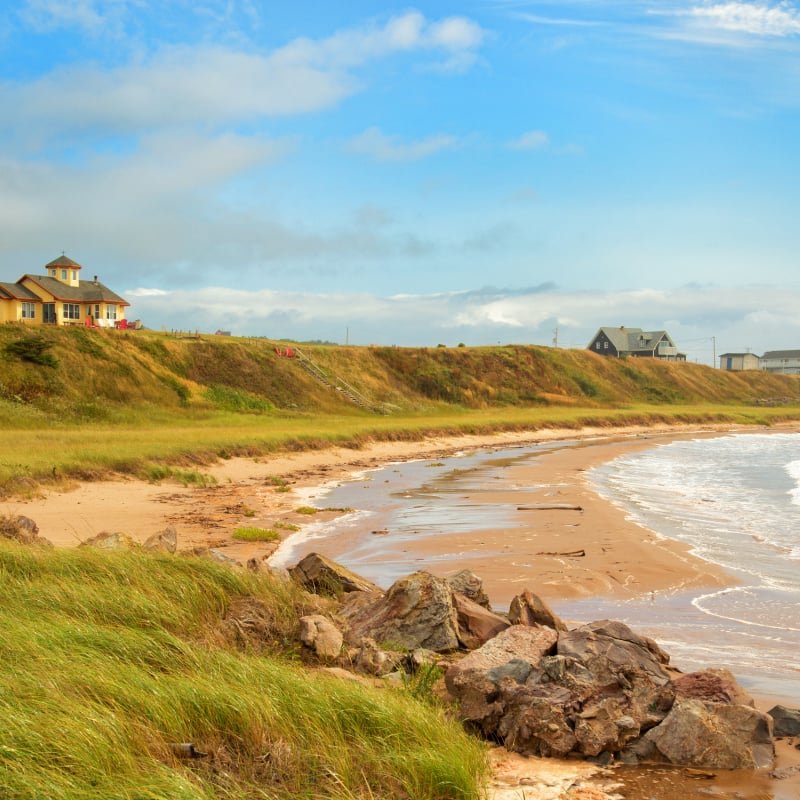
[712,335,716,368]
[345,326,349,346]
[552,326,559,348]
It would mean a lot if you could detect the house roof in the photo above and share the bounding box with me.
[719,352,759,358]
[20,274,129,306]
[45,254,82,269]
[762,350,800,360]
[0,281,41,301]
[596,326,672,353]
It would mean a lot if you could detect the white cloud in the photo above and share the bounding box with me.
[20,0,119,34]
[685,2,800,37]
[2,11,487,141]
[123,282,800,357]
[347,127,457,161]
[507,130,550,150]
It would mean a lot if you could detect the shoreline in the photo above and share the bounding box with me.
[3,421,797,604]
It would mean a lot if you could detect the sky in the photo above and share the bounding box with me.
[1,1,799,363]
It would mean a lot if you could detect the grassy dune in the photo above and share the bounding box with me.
[1,326,799,495]
[0,539,487,799]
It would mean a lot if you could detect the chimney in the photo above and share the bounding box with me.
[93,275,98,284]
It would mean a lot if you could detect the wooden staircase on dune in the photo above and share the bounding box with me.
[275,345,383,413]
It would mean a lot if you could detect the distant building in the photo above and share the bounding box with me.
[587,326,686,361]
[760,350,800,375]
[719,352,760,371]
[0,255,128,327]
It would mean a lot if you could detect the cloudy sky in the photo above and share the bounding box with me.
[2,1,799,362]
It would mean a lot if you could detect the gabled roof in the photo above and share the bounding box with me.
[762,350,800,360]
[46,255,82,269]
[595,326,672,354]
[0,281,40,301]
[20,274,129,306]
[719,352,759,358]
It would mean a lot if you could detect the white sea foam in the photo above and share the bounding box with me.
[786,459,800,506]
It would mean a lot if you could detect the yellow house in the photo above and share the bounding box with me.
[0,255,129,327]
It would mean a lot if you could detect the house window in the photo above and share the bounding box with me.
[21,302,36,319]
[72,270,78,282]
[49,269,56,277]
[596,342,601,350]
[61,269,68,281]
[105,305,117,320]
[63,303,81,320]
[94,304,100,319]
[604,341,608,349]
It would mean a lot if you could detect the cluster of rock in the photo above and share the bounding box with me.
[289,552,792,773]
[3,517,795,775]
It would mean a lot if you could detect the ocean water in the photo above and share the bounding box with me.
[576,432,800,699]
[271,433,800,700]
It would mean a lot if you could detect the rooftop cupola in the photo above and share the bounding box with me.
[46,254,82,288]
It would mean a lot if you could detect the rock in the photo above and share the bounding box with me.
[445,625,559,734]
[142,526,177,554]
[672,668,754,707]
[557,620,671,685]
[508,589,568,632]
[290,552,380,596]
[768,705,800,737]
[341,571,461,653]
[319,667,373,686]
[454,591,510,650]
[403,648,439,672]
[353,637,402,676]
[299,615,343,660]
[447,569,492,609]
[629,699,774,769]
[573,700,641,756]
[79,531,138,550]
[497,693,578,757]
[0,514,52,547]
[207,548,242,567]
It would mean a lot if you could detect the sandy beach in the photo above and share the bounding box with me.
[0,422,760,604]
[3,420,799,799]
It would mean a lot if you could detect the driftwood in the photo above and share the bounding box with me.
[517,503,584,512]
[536,549,586,558]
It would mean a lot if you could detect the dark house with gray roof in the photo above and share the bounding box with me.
[587,326,686,361]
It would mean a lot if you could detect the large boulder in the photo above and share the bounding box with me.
[340,571,460,652]
[445,625,559,735]
[557,620,670,685]
[768,705,800,737]
[0,514,41,545]
[672,668,754,707]
[299,615,343,660]
[447,569,492,609]
[290,553,380,596]
[628,699,774,769]
[453,591,510,650]
[508,590,567,632]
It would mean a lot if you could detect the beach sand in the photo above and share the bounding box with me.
[0,423,750,602]
[3,421,799,799]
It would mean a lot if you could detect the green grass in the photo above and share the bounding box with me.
[232,527,280,542]
[0,540,488,799]
[2,403,800,498]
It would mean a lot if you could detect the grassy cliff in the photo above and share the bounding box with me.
[1,325,799,494]
[1,326,798,421]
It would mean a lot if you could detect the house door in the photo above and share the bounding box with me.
[42,303,56,324]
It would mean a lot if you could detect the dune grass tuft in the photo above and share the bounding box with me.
[232,526,280,542]
[0,540,487,799]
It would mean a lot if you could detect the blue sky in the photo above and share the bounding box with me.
[1,1,799,361]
